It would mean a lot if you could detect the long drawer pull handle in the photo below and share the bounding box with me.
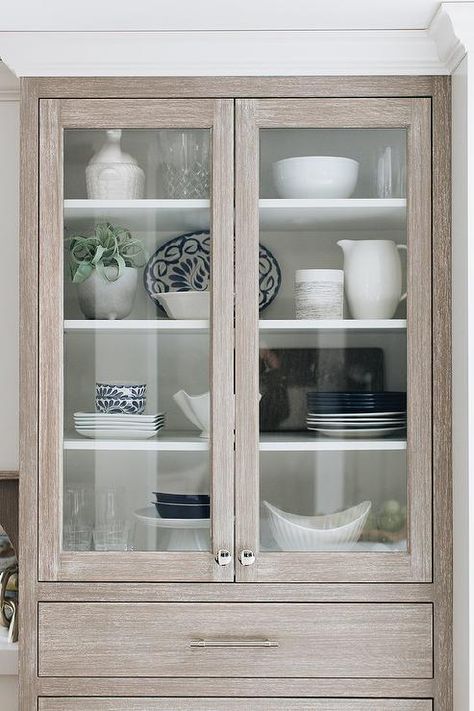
[190,638,279,649]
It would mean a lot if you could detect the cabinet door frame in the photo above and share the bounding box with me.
[235,97,432,583]
[38,98,235,582]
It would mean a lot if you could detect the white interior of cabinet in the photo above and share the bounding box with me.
[62,127,408,552]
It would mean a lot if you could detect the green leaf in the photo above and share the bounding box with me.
[65,222,146,283]
[72,261,94,284]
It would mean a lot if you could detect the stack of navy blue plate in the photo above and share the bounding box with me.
[306,392,407,439]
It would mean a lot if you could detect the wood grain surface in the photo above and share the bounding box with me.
[39,698,433,711]
[39,602,432,679]
[37,676,435,699]
[31,76,436,99]
[431,75,453,711]
[19,77,41,711]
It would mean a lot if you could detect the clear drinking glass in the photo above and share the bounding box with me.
[375,145,406,198]
[63,487,93,551]
[93,487,131,551]
[158,130,210,198]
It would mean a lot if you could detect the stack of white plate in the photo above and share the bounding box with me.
[74,412,166,440]
[306,392,407,439]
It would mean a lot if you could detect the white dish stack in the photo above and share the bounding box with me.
[74,412,166,440]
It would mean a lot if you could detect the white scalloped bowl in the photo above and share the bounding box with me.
[263,500,371,551]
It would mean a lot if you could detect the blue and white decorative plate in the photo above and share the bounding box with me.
[144,230,281,312]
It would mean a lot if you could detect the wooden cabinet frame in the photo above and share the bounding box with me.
[19,76,451,711]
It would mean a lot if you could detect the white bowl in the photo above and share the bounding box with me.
[263,500,371,551]
[173,390,210,438]
[153,291,210,320]
[273,156,359,199]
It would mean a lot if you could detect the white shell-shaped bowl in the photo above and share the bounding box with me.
[264,500,371,551]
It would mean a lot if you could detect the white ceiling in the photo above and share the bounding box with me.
[0,0,466,32]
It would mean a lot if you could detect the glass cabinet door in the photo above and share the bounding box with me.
[38,99,234,581]
[235,98,432,582]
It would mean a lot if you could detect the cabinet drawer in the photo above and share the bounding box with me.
[39,700,432,711]
[38,602,432,679]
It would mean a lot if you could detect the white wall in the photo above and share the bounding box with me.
[0,64,19,471]
[0,62,19,704]
[452,52,473,711]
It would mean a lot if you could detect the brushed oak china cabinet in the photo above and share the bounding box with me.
[19,77,451,711]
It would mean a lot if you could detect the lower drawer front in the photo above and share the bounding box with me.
[38,602,432,678]
[39,701,432,711]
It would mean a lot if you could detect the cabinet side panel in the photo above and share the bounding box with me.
[432,75,453,711]
[19,78,40,710]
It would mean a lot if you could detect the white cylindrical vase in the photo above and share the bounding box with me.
[295,269,344,320]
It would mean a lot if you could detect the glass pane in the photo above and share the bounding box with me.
[62,127,212,552]
[259,128,408,553]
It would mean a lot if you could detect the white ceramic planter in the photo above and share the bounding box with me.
[77,266,138,320]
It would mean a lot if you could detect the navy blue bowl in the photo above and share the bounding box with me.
[153,492,210,505]
[152,500,210,519]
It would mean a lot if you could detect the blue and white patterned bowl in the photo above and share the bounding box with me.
[96,383,146,400]
[96,397,146,415]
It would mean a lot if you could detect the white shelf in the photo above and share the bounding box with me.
[64,319,404,334]
[259,319,406,332]
[259,433,407,452]
[259,198,406,231]
[64,319,209,334]
[64,199,210,231]
[64,431,208,451]
[63,198,405,233]
[64,432,405,452]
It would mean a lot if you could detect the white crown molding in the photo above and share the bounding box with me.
[0,29,449,77]
[429,3,474,73]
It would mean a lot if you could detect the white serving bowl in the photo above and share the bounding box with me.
[153,291,210,320]
[273,156,359,199]
[263,500,371,551]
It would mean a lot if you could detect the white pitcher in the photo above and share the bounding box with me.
[337,239,407,319]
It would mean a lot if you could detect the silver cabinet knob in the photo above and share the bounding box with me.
[215,549,232,566]
[239,549,255,566]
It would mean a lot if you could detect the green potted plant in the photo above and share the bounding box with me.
[66,222,147,320]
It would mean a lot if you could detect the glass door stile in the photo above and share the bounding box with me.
[235,98,432,583]
[38,99,234,582]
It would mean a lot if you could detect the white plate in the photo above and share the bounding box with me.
[306,418,406,426]
[307,426,406,438]
[75,427,164,439]
[74,418,165,425]
[134,506,210,528]
[74,412,165,420]
[75,426,163,432]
